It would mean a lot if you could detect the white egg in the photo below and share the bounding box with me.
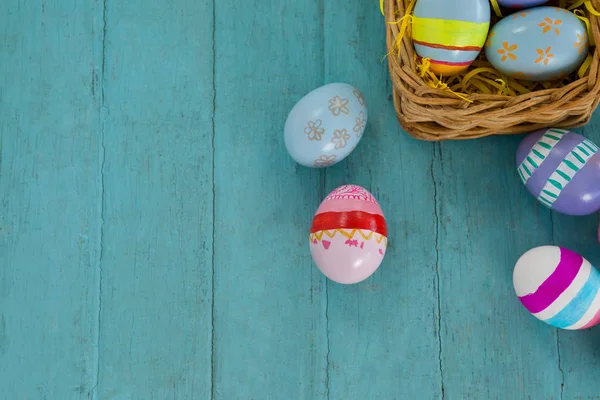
[513,245,600,330]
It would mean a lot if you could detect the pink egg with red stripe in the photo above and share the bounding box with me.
[513,245,600,330]
[309,184,388,284]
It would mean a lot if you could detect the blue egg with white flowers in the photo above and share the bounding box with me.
[284,83,367,168]
[485,6,589,81]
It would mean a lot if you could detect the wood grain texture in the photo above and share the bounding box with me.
[322,2,442,399]
[212,2,328,399]
[0,0,103,398]
[95,0,214,398]
[436,135,562,399]
[551,121,600,400]
[3,0,600,398]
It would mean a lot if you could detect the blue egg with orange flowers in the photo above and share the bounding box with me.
[485,6,589,81]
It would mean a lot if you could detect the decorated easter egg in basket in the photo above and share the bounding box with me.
[497,0,549,8]
[412,0,490,75]
[309,184,388,284]
[516,128,600,216]
[284,83,368,168]
[514,245,600,330]
[485,6,589,81]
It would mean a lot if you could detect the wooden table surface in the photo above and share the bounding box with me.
[2,0,600,399]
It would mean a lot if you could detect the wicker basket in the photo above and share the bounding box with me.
[385,0,600,141]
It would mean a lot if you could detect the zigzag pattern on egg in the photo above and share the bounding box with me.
[309,228,388,246]
[309,184,388,285]
[516,128,600,216]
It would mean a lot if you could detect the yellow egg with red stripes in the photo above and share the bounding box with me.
[412,0,490,75]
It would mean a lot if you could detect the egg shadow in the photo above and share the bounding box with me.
[559,325,600,361]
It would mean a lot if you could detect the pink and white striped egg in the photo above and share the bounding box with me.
[309,184,388,284]
[513,245,600,330]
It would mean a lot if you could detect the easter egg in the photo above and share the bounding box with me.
[412,0,490,75]
[284,83,367,168]
[485,6,588,81]
[497,0,548,8]
[309,184,388,284]
[516,128,600,216]
[513,245,600,330]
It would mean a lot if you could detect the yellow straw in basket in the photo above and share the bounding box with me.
[489,0,503,17]
[382,0,594,100]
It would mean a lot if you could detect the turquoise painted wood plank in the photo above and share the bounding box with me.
[436,136,561,399]
[550,120,600,400]
[95,0,214,398]
[0,0,103,398]
[213,2,328,399]
[322,2,442,399]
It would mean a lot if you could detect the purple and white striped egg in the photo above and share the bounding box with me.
[516,128,600,216]
[514,245,600,330]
